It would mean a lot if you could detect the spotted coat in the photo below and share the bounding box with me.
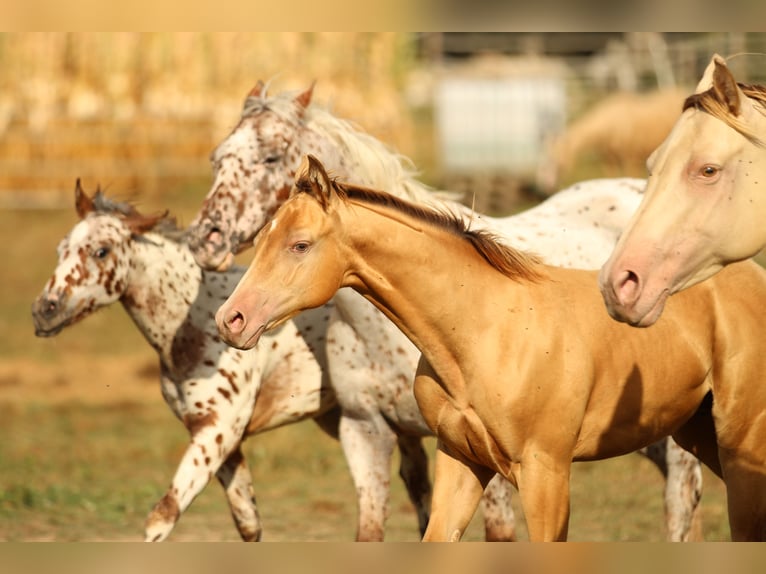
[33,185,366,541]
[187,82,703,542]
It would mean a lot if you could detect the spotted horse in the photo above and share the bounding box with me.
[31,181,437,541]
[187,80,704,541]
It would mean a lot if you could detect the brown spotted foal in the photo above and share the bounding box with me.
[32,181,433,541]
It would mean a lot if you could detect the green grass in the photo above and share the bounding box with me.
[0,398,731,541]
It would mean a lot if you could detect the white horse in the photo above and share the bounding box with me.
[32,181,437,541]
[186,81,704,541]
[600,54,766,327]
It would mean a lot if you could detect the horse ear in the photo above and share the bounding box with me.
[295,154,332,208]
[124,210,169,236]
[246,80,265,100]
[712,57,741,116]
[295,81,316,110]
[695,54,724,93]
[74,178,94,219]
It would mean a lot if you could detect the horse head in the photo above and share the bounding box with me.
[216,155,346,350]
[187,80,343,271]
[32,180,164,336]
[599,53,766,327]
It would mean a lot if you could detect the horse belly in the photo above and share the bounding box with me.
[249,325,336,433]
[573,354,710,461]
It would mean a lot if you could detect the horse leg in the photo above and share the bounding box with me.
[640,437,703,541]
[516,454,571,541]
[215,446,262,541]
[395,434,432,537]
[339,413,396,541]
[717,447,766,541]
[422,440,493,542]
[144,422,246,542]
[480,475,517,541]
[671,392,722,478]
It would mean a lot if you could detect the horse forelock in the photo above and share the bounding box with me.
[337,181,542,282]
[241,89,303,123]
[92,190,139,218]
[89,190,181,241]
[683,82,766,147]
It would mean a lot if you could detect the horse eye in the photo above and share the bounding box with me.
[263,155,281,165]
[291,241,310,253]
[94,246,110,259]
[701,165,719,177]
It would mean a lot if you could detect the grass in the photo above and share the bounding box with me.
[0,180,733,542]
[0,398,731,542]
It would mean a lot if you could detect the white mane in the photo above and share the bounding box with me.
[243,90,461,206]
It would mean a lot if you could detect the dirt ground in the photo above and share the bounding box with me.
[0,352,160,406]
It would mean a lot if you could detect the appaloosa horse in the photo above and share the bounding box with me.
[218,156,766,541]
[32,181,436,542]
[600,54,766,327]
[187,81,703,540]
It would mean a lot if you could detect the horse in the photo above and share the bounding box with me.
[186,80,704,540]
[537,87,686,193]
[599,53,766,327]
[217,155,766,541]
[31,180,438,542]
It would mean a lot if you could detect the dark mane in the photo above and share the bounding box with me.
[91,189,183,241]
[683,82,766,146]
[326,180,543,282]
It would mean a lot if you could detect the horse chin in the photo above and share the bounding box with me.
[33,310,90,338]
[629,289,671,328]
[226,324,266,351]
[34,324,65,338]
[215,251,236,272]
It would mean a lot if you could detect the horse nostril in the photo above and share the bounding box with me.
[41,296,59,318]
[207,227,223,245]
[226,310,245,334]
[616,270,641,306]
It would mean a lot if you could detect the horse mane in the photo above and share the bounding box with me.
[90,189,182,241]
[242,86,461,205]
[312,179,542,282]
[683,82,766,146]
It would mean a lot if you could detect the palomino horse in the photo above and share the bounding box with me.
[187,80,703,540]
[218,156,766,541]
[32,181,437,542]
[600,53,766,327]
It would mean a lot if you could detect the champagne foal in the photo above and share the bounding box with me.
[218,156,766,541]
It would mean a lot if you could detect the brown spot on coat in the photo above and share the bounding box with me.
[171,319,206,376]
[151,493,180,523]
[183,411,218,436]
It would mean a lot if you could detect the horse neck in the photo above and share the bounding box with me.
[120,233,204,361]
[336,200,533,372]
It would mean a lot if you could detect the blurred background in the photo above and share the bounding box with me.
[1,32,764,541]
[2,32,765,211]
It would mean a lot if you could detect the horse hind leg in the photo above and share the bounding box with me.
[216,446,262,541]
[480,474,517,541]
[339,414,396,541]
[718,447,766,541]
[396,434,432,536]
[640,437,704,541]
